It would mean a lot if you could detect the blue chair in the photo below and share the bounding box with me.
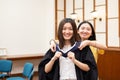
[28,69,34,80]
[0,60,13,79]
[7,62,34,80]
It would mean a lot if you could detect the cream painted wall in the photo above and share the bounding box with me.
[0,0,55,55]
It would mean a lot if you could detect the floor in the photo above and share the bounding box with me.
[2,72,39,80]
[33,72,39,80]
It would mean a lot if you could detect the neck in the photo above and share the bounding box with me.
[81,38,87,41]
[64,40,71,46]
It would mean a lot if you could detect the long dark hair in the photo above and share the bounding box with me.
[57,18,79,49]
[77,21,96,40]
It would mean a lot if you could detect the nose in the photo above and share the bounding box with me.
[65,29,70,33]
[83,29,87,33]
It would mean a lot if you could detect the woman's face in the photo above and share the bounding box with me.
[62,23,73,41]
[78,23,92,41]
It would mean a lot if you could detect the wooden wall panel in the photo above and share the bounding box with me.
[97,50,120,80]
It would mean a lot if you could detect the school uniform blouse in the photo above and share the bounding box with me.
[59,45,77,80]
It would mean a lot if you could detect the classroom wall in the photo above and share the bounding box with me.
[98,49,120,80]
[0,0,55,55]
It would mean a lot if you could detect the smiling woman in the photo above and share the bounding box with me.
[38,18,98,80]
[62,23,73,41]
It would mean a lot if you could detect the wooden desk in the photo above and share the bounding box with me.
[0,53,44,60]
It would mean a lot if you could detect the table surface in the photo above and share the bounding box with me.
[0,53,44,60]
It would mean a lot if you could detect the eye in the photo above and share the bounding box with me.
[69,27,73,30]
[80,27,85,30]
[63,27,66,30]
[86,27,92,31]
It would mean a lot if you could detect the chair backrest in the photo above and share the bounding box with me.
[28,69,34,80]
[0,60,12,72]
[22,62,34,79]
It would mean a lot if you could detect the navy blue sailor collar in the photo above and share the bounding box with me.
[56,41,81,57]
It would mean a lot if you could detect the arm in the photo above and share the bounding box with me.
[79,40,107,50]
[74,59,90,71]
[45,51,61,73]
[67,52,90,71]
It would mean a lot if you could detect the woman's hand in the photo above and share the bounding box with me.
[67,51,75,62]
[50,40,56,52]
[78,40,90,50]
[45,51,62,73]
[67,51,90,71]
[52,51,62,61]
